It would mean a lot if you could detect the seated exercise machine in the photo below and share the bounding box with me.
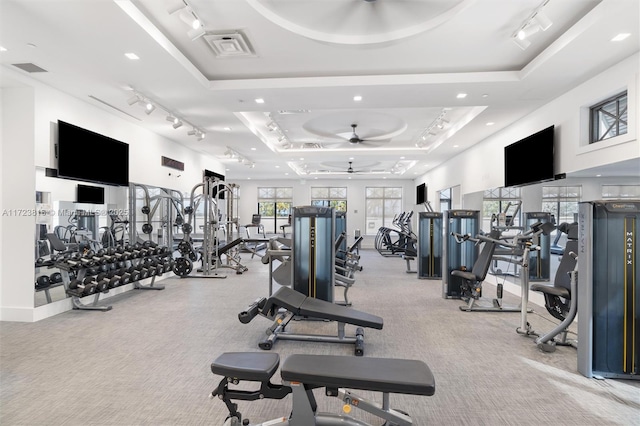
[531,231,578,352]
[238,286,383,356]
[210,351,435,426]
[450,221,554,314]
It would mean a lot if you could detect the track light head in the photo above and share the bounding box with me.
[517,24,540,40]
[173,120,183,129]
[533,11,553,31]
[144,102,155,115]
[187,129,196,136]
[127,95,141,105]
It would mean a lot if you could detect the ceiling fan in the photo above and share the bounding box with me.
[340,124,391,147]
[346,161,360,174]
[348,124,368,144]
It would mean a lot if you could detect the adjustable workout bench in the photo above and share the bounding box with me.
[211,352,436,425]
[239,286,383,355]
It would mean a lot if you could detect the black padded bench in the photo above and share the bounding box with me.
[210,352,435,425]
[239,286,383,355]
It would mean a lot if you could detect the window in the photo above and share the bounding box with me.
[590,91,627,143]
[482,187,521,230]
[602,185,640,199]
[258,187,292,218]
[439,188,451,212]
[365,187,402,236]
[310,186,347,212]
[542,186,581,225]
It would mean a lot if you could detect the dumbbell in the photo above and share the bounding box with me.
[68,278,97,296]
[110,268,131,286]
[126,265,141,282]
[35,275,51,289]
[92,273,111,292]
[49,272,63,284]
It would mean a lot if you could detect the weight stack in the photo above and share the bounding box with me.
[292,206,335,303]
[577,200,640,380]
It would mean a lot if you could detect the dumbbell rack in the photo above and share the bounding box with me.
[54,246,172,312]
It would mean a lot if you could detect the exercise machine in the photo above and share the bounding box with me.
[417,211,443,279]
[524,212,552,281]
[239,286,383,355]
[210,351,435,426]
[578,200,639,380]
[292,206,335,302]
[531,223,578,352]
[442,210,479,299]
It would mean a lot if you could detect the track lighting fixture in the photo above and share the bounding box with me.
[169,0,206,40]
[511,0,553,50]
[415,109,449,148]
[166,115,183,129]
[127,90,205,139]
[224,146,254,167]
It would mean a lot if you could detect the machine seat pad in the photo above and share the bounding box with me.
[299,297,383,329]
[282,355,435,396]
[211,352,280,382]
[530,283,570,299]
[451,270,478,281]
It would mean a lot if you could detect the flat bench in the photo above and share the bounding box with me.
[211,352,435,425]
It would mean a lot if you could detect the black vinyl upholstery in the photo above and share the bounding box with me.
[451,229,500,282]
[265,286,383,329]
[281,354,435,396]
[211,352,280,382]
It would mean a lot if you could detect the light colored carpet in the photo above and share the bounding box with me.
[2,249,639,425]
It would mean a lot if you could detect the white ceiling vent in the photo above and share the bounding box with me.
[203,31,256,58]
[12,63,47,73]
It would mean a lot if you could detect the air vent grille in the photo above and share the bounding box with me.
[12,63,47,73]
[203,30,256,58]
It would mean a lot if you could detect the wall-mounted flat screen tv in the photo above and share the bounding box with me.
[416,183,426,204]
[57,120,129,186]
[504,125,555,187]
[76,184,105,204]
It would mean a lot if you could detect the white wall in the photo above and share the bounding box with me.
[0,68,225,322]
[234,178,416,248]
[417,54,639,202]
[1,86,37,321]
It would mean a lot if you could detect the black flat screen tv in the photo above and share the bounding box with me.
[77,184,104,204]
[504,125,555,187]
[416,183,426,204]
[57,120,129,186]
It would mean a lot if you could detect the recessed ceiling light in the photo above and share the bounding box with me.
[481,93,489,98]
[225,168,230,171]
[349,157,354,160]
[596,174,602,177]
[251,147,257,151]
[611,33,630,42]
[314,177,318,180]
[275,165,280,168]
[0,46,7,52]
[285,173,289,176]
[223,127,231,131]
[383,177,387,179]
[453,145,459,148]
[247,177,251,180]
[299,157,304,161]
[125,52,140,60]
[456,93,467,99]
[400,156,405,159]
[486,122,495,126]
[348,177,352,179]
[353,95,362,101]
[255,98,265,104]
